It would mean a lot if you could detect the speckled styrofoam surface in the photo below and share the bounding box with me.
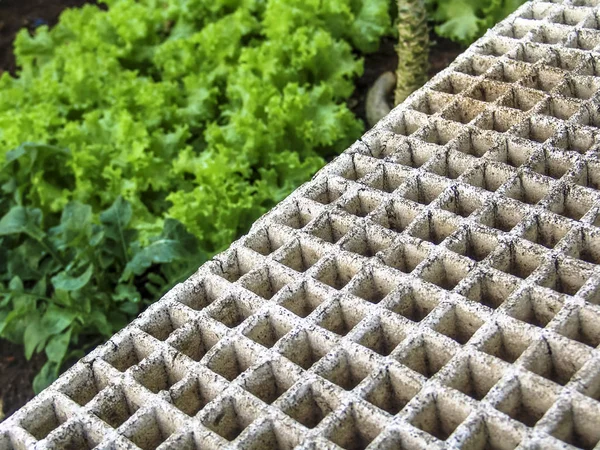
[4,0,600,448]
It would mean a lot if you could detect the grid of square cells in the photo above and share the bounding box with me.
[4,0,600,449]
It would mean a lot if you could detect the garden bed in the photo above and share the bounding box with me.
[0,0,462,420]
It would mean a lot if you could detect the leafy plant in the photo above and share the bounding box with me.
[0,0,392,390]
[0,144,202,392]
[427,0,524,44]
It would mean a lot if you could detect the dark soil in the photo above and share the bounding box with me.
[0,340,45,420]
[0,1,463,422]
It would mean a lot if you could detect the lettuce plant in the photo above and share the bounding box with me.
[428,0,524,45]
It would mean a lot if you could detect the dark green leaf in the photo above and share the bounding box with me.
[119,301,140,316]
[89,226,104,247]
[99,197,134,262]
[122,239,182,280]
[113,283,141,303]
[51,265,93,291]
[55,202,93,245]
[8,276,24,292]
[161,218,199,254]
[52,289,73,307]
[0,206,44,239]
[45,328,72,363]
[7,240,46,280]
[41,304,76,335]
[31,276,48,298]
[100,196,132,230]
[3,145,27,166]
[33,361,60,394]
[89,310,112,336]
[24,317,50,360]
[3,142,70,169]
[122,218,199,280]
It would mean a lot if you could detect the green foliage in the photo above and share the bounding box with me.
[0,0,391,250]
[1,145,203,392]
[427,0,524,44]
[0,0,391,390]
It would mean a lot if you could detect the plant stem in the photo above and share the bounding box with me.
[395,0,430,105]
